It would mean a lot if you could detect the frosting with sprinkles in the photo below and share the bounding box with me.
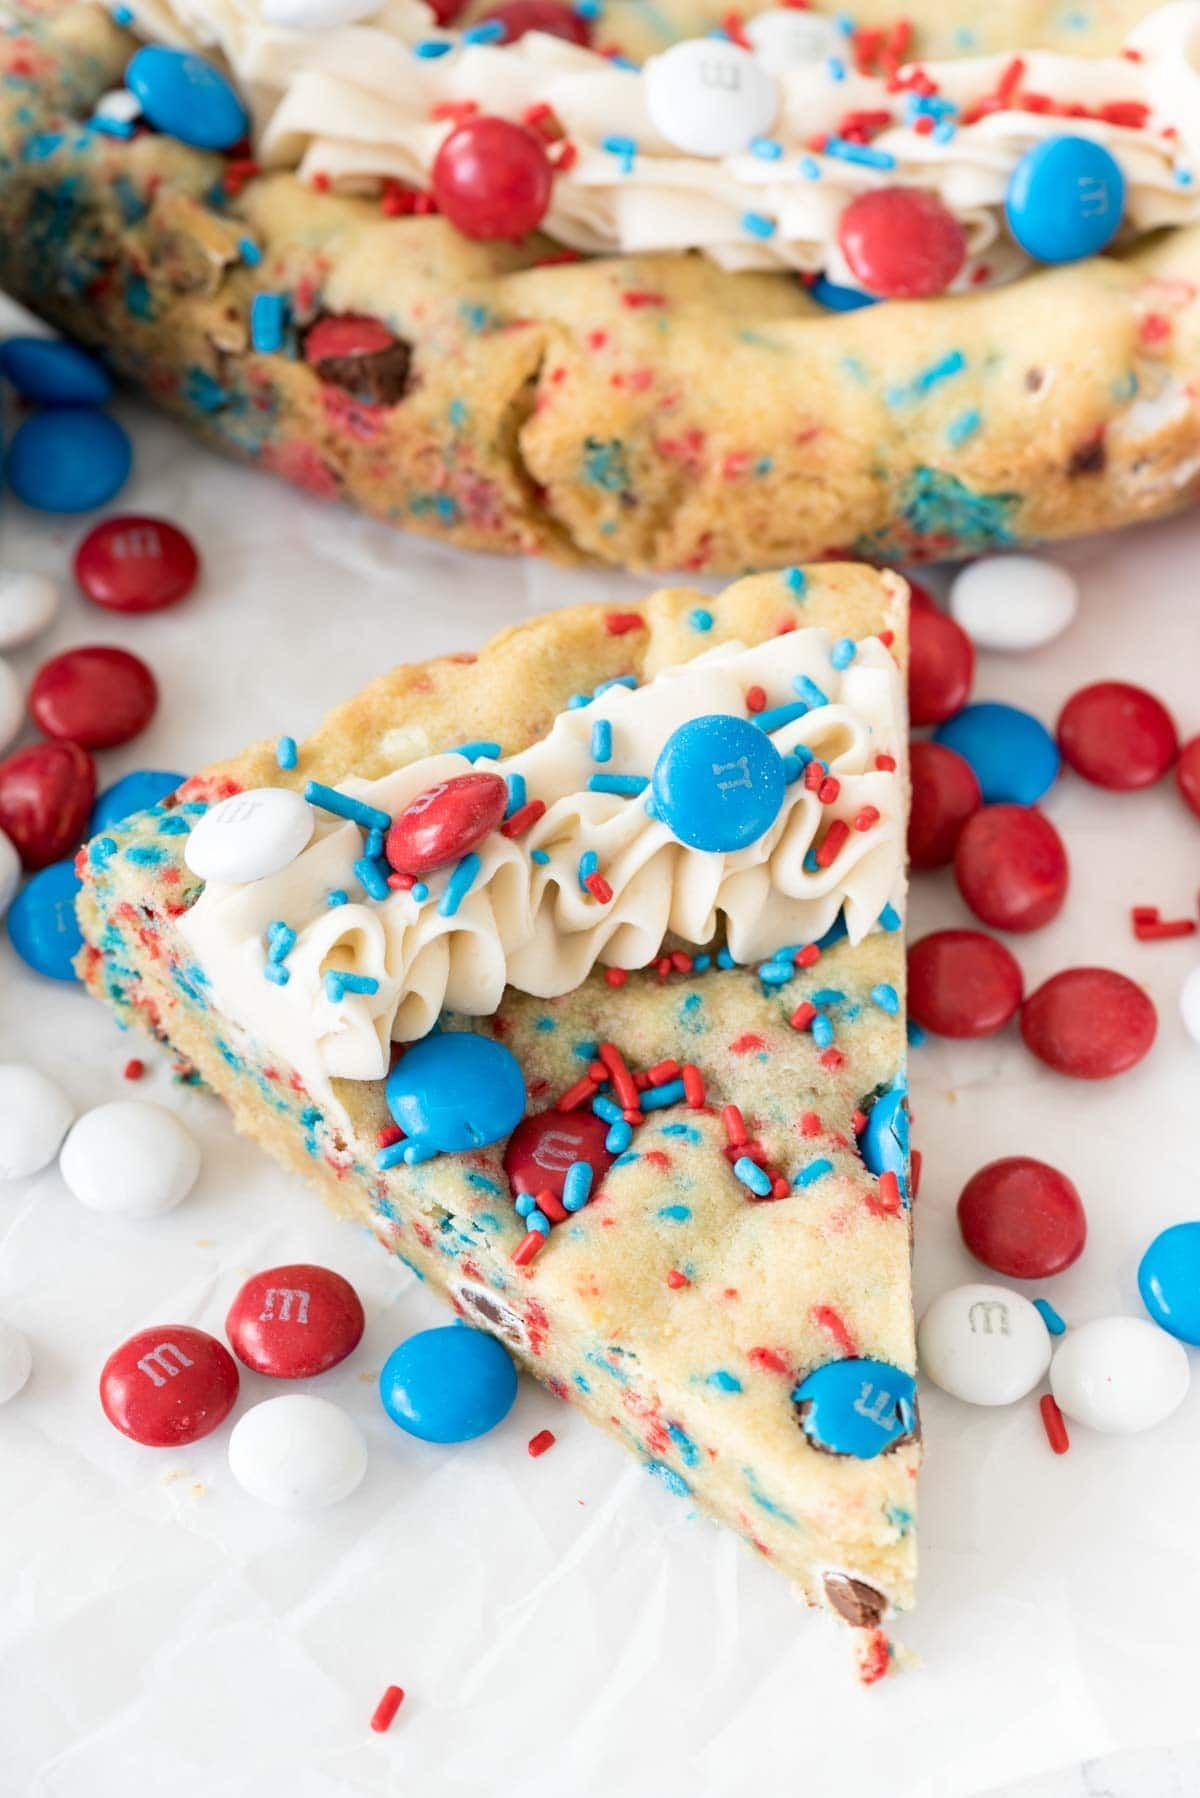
[178,628,903,1119]
[107,0,1200,291]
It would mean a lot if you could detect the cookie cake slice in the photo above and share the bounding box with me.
[77,565,917,1649]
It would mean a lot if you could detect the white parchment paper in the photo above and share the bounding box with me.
[0,299,1198,1798]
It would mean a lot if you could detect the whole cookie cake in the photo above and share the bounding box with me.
[2,0,1200,569]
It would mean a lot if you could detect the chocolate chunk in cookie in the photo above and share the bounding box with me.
[303,313,413,406]
[823,1572,888,1629]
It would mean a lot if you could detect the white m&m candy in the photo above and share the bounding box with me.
[0,1319,32,1404]
[746,8,842,73]
[228,1395,368,1510]
[0,570,60,649]
[185,787,314,884]
[59,1101,201,1218]
[949,555,1078,653]
[1050,1316,1189,1434]
[644,40,777,158]
[918,1283,1051,1406]
[0,1064,76,1180]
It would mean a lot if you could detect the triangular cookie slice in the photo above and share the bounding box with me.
[77,566,916,1656]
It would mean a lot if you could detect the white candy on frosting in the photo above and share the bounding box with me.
[108,0,1200,285]
[178,630,905,1119]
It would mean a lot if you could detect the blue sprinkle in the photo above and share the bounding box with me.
[531,849,551,866]
[932,118,957,144]
[810,988,844,1006]
[526,1210,551,1235]
[830,638,856,670]
[592,1095,623,1123]
[803,849,820,873]
[453,740,501,763]
[716,947,736,969]
[403,1142,439,1166]
[757,960,795,986]
[263,963,290,986]
[412,881,429,902]
[799,154,822,180]
[733,1157,772,1197]
[871,983,900,1015]
[812,1015,834,1050]
[641,1079,686,1111]
[706,1370,743,1393]
[324,970,380,1002]
[784,567,807,596]
[505,772,526,816]
[594,675,638,697]
[1034,1298,1067,1336]
[753,700,811,734]
[792,674,829,709]
[578,850,599,893]
[947,408,982,447]
[878,903,902,932]
[353,856,390,901]
[602,133,638,174]
[365,828,384,860]
[515,1191,537,1218]
[439,851,481,917]
[693,954,711,972]
[823,136,896,171]
[591,718,613,763]
[606,1119,634,1154]
[238,236,262,267]
[266,921,296,963]
[250,292,288,355]
[413,37,453,55]
[826,55,846,79]
[276,735,297,770]
[657,1204,691,1222]
[588,773,648,797]
[562,1161,594,1212]
[376,1142,408,1171]
[462,17,505,38]
[305,781,390,833]
[750,136,783,160]
[326,889,349,908]
[741,212,776,240]
[690,607,714,631]
[794,1158,833,1188]
[907,1019,927,1046]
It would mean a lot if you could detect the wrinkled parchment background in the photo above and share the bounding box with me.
[1,298,1198,1798]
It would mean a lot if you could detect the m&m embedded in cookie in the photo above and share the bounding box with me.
[504,1108,614,1223]
[652,714,785,851]
[385,1031,526,1152]
[792,1357,917,1457]
[126,45,250,151]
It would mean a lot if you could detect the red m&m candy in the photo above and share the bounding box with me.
[0,740,96,870]
[837,186,967,299]
[431,117,554,240]
[30,645,158,750]
[480,0,592,42]
[226,1263,365,1379]
[100,1325,239,1446]
[907,928,1023,1037]
[1056,680,1178,790]
[908,740,981,870]
[954,804,1068,933]
[504,1107,614,1223]
[1021,966,1156,1079]
[74,515,199,614]
[908,607,975,727]
[958,1156,1086,1279]
[386,771,508,876]
[906,579,937,613]
[1178,734,1200,820]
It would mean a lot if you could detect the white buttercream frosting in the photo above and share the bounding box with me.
[109,0,1200,285]
[177,630,905,1115]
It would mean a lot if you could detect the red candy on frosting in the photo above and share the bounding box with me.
[907,928,1024,1038]
[908,740,981,869]
[480,0,593,43]
[954,804,1068,933]
[908,607,974,727]
[0,739,96,869]
[1020,966,1157,1080]
[958,1156,1087,1279]
[1056,680,1178,790]
[100,1325,239,1447]
[431,117,554,240]
[504,1107,614,1223]
[30,645,158,750]
[386,771,508,875]
[226,1263,365,1379]
[837,186,968,299]
[74,515,199,614]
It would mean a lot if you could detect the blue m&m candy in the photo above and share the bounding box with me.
[0,336,112,406]
[1138,1222,1200,1345]
[792,1356,917,1458]
[8,408,132,513]
[809,274,878,313]
[379,1324,518,1443]
[126,46,250,151]
[652,714,786,852]
[92,769,186,832]
[858,1085,908,1196]
[933,702,1060,805]
[1005,134,1125,264]
[385,1031,525,1152]
[7,859,83,981]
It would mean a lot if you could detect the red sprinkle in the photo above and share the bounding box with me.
[745,684,767,713]
[721,1104,748,1146]
[877,1171,902,1214]
[854,806,880,831]
[528,1428,557,1457]
[604,611,645,634]
[123,1058,145,1081]
[795,944,821,968]
[583,870,613,904]
[1039,1393,1070,1455]
[604,967,628,987]
[1131,907,1196,941]
[815,820,850,869]
[598,1041,639,1110]
[790,1000,818,1032]
[512,1230,546,1266]
[370,1686,406,1733]
[499,798,546,839]
[556,1074,599,1111]
[666,1269,689,1289]
[875,753,897,772]
[681,1064,705,1108]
